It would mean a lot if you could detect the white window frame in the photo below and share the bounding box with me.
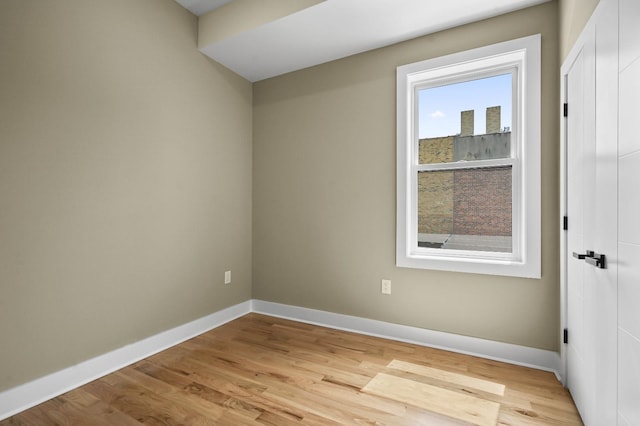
[396,34,541,278]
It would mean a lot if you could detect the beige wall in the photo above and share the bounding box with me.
[0,0,571,395]
[253,2,560,351]
[198,0,324,49]
[559,0,600,59]
[0,0,252,392]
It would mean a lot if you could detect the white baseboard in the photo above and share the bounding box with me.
[251,300,562,379]
[1,298,562,421]
[0,301,252,421]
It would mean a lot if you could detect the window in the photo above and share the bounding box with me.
[396,35,541,278]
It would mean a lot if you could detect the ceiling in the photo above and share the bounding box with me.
[175,0,233,16]
[174,0,550,82]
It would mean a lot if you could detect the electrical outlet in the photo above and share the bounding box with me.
[224,270,231,284]
[381,279,391,295]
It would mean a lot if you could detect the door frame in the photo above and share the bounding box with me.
[559,70,568,387]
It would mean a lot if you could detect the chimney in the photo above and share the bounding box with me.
[486,106,501,134]
[460,110,474,136]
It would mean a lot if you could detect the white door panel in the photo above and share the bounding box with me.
[618,0,640,418]
[565,36,597,424]
[618,154,640,244]
[618,60,640,157]
[618,242,640,339]
[593,2,619,424]
[619,0,640,71]
[618,330,640,425]
[563,1,619,423]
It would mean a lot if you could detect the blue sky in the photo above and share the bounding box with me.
[418,73,512,139]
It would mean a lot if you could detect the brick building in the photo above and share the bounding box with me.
[418,106,512,251]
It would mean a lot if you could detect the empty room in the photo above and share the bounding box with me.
[1,0,638,424]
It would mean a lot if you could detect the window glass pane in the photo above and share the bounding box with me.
[418,74,512,164]
[417,166,512,253]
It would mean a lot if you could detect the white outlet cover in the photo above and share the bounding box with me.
[224,270,231,284]
[381,279,391,294]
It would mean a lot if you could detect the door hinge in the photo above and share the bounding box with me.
[563,103,568,117]
[563,328,568,344]
[563,216,568,231]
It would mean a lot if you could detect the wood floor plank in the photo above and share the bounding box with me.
[388,359,506,396]
[56,388,141,425]
[148,349,317,423]
[85,372,219,425]
[0,313,582,425]
[362,372,500,426]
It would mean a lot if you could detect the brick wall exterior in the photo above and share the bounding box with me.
[486,106,501,134]
[418,171,454,234]
[418,136,454,234]
[453,166,512,236]
[460,110,474,136]
[419,136,453,164]
[417,130,512,237]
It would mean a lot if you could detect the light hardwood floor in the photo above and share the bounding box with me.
[1,313,583,425]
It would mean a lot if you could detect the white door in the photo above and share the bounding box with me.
[564,30,597,424]
[563,1,619,424]
[617,0,640,423]
[592,0,619,423]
